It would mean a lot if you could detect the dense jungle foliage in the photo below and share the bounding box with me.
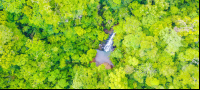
[0,0,199,89]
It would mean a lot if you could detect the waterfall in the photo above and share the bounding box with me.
[103,32,116,52]
[94,32,115,68]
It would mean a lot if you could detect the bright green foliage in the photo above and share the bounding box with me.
[128,1,148,19]
[79,49,97,64]
[0,25,14,69]
[178,48,199,62]
[159,27,183,55]
[108,67,128,89]
[123,32,143,50]
[0,25,13,46]
[74,26,86,36]
[0,0,199,89]
[102,9,115,30]
[0,11,7,25]
[146,77,160,87]
[172,64,199,89]
[112,0,121,5]
[25,37,46,59]
[2,0,25,14]
[71,65,99,89]
[159,64,177,77]
[126,56,139,66]
[170,6,179,15]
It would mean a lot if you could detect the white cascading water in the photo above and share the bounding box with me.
[103,32,115,52]
[94,32,115,67]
